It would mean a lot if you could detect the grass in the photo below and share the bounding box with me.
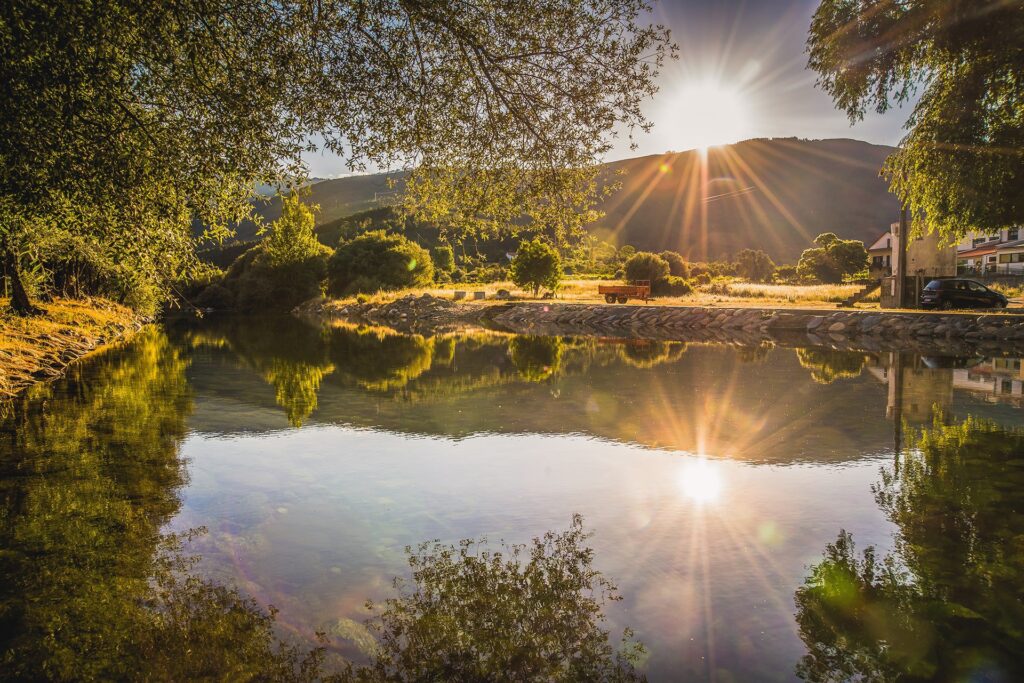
[0,297,138,397]
[326,278,880,309]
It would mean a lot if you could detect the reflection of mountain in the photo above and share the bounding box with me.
[176,318,928,463]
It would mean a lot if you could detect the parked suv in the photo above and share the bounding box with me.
[920,279,1008,310]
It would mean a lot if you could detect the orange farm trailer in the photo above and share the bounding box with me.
[597,280,650,303]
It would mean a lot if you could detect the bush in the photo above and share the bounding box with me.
[797,233,869,283]
[735,249,776,283]
[659,250,689,277]
[328,230,434,296]
[232,245,331,312]
[431,245,455,273]
[193,283,235,310]
[623,252,669,283]
[510,239,561,296]
[652,275,692,296]
[774,264,798,283]
[694,272,711,285]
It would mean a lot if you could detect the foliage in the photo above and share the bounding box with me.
[431,245,456,273]
[262,191,323,267]
[1,0,673,314]
[735,248,776,283]
[651,275,692,297]
[774,264,799,283]
[223,242,332,312]
[795,412,1024,681]
[797,233,868,284]
[328,231,434,296]
[807,0,1024,239]
[795,348,867,384]
[510,239,563,296]
[344,515,645,682]
[617,245,637,263]
[509,335,564,381]
[619,341,687,368]
[659,250,689,277]
[623,252,670,284]
[328,326,436,392]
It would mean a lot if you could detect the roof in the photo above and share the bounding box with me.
[867,231,892,252]
[957,245,998,258]
[997,239,1024,251]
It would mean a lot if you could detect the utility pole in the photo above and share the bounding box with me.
[895,205,909,308]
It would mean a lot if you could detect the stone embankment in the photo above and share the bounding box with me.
[298,294,1024,354]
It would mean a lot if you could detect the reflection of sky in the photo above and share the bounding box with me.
[172,429,893,681]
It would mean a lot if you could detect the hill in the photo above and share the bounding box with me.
[205,138,899,263]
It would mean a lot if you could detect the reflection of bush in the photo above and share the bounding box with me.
[618,340,687,368]
[795,412,1024,681]
[796,348,866,384]
[329,325,435,391]
[349,515,645,681]
[508,335,563,381]
[261,358,335,427]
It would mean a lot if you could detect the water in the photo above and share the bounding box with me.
[3,315,1024,681]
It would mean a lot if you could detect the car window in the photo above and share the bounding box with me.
[968,281,986,292]
[956,282,969,291]
[925,280,942,291]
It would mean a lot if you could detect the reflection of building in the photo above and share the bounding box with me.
[953,357,1024,405]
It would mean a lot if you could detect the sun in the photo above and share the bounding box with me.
[671,81,750,152]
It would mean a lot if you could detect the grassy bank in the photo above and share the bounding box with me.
[328,279,880,309]
[0,298,140,398]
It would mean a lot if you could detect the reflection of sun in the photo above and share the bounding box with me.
[671,81,750,152]
[677,457,723,504]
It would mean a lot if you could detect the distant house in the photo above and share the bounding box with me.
[956,227,1023,274]
[867,231,893,275]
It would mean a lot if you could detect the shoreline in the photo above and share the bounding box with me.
[1,298,145,399]
[297,294,1024,356]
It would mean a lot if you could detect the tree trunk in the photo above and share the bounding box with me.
[2,243,41,316]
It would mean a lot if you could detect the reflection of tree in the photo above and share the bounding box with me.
[795,412,1024,681]
[618,340,687,369]
[328,325,435,391]
[0,329,322,678]
[262,358,335,427]
[509,335,564,381]
[344,515,645,682]
[735,342,773,364]
[796,348,867,384]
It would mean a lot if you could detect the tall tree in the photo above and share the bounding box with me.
[0,0,674,314]
[807,0,1024,239]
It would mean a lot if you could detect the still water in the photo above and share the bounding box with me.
[3,316,1024,681]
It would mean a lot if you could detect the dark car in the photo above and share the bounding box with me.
[920,278,1008,310]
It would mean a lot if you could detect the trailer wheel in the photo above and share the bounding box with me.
[604,294,617,304]
[617,296,628,304]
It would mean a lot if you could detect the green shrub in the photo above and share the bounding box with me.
[659,250,689,278]
[774,264,798,283]
[623,252,670,284]
[694,272,711,285]
[735,249,776,283]
[328,230,434,296]
[510,239,561,296]
[431,245,456,273]
[797,233,869,283]
[193,283,235,310]
[652,275,692,296]
[231,244,331,312]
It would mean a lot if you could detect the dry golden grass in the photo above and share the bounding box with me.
[326,279,879,309]
[0,297,138,397]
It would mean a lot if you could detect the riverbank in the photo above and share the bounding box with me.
[0,298,144,398]
[297,293,1024,355]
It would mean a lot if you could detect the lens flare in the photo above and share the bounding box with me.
[677,457,723,504]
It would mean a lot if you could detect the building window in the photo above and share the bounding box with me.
[1010,228,1020,241]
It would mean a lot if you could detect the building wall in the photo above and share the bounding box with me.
[892,221,957,278]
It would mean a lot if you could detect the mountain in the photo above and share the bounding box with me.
[206,138,899,262]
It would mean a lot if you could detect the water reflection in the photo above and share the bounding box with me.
[795,412,1024,682]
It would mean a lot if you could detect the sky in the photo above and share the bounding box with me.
[302,0,913,178]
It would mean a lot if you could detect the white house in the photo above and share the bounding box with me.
[956,227,1024,274]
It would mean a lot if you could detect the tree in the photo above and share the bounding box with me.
[797,233,868,283]
[659,250,689,277]
[0,0,674,315]
[431,245,455,273]
[623,251,670,283]
[344,515,646,682]
[807,1,1024,239]
[735,248,776,282]
[328,231,434,296]
[510,239,562,297]
[261,192,322,267]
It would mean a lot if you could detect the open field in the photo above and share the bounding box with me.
[0,298,139,397]
[330,279,882,310]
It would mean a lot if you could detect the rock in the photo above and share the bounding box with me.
[828,322,846,333]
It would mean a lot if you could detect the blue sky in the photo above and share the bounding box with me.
[303,0,912,178]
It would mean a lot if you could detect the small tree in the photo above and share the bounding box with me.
[623,251,669,283]
[510,239,561,297]
[328,231,434,295]
[797,233,868,284]
[261,191,322,266]
[430,245,455,273]
[659,250,689,277]
[735,248,776,283]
